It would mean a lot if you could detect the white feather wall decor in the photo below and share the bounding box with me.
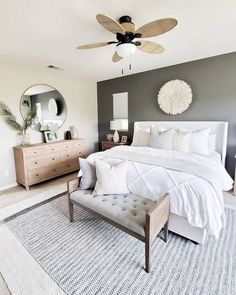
[157,80,192,115]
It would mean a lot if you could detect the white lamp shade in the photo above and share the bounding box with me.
[116,43,136,58]
[110,119,128,131]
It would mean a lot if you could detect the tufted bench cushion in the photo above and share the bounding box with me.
[70,189,155,236]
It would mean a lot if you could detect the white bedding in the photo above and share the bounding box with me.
[87,146,233,238]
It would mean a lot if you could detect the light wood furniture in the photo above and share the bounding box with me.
[14,139,86,190]
[67,177,170,273]
[101,141,128,151]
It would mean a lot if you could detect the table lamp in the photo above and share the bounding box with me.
[110,119,128,143]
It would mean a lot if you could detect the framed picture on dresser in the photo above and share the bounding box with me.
[44,131,58,143]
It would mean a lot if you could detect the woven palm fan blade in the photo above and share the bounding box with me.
[77,42,115,49]
[96,14,125,35]
[137,40,164,54]
[112,51,123,62]
[136,18,177,38]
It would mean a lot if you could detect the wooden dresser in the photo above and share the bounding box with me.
[14,139,86,190]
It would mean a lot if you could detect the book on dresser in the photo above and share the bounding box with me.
[13,139,86,190]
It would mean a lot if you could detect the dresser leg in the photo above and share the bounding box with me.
[25,185,30,191]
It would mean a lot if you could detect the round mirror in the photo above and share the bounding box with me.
[20,84,67,132]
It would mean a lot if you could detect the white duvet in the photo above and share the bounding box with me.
[87,146,233,238]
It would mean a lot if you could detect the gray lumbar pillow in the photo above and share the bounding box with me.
[79,158,96,189]
[93,159,129,195]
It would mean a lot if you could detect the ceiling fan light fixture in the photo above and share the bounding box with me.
[116,43,136,58]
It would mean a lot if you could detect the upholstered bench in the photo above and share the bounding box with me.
[67,177,170,273]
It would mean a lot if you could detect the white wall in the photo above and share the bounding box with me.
[0,62,98,190]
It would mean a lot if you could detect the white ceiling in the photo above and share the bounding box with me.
[0,0,235,81]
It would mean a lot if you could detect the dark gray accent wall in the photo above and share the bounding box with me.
[97,52,236,176]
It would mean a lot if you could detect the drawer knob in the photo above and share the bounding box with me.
[36,174,39,177]
[35,161,38,164]
[34,152,37,154]
[52,158,55,160]
[67,154,69,157]
[53,169,56,172]
[67,164,70,167]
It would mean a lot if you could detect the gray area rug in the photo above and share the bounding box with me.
[5,195,236,295]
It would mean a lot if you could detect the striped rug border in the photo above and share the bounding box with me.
[3,192,66,223]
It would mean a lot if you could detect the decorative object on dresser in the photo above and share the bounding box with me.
[101,140,128,151]
[44,131,58,143]
[0,101,36,145]
[65,130,72,140]
[70,126,79,139]
[157,80,192,115]
[20,84,67,132]
[14,139,85,190]
[110,119,128,143]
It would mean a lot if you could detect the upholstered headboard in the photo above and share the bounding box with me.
[134,121,228,166]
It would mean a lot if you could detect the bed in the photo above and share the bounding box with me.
[87,121,233,244]
[132,121,229,243]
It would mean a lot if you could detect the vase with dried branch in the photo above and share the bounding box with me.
[0,101,36,145]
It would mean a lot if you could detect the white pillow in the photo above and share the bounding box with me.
[94,159,129,195]
[172,130,191,152]
[190,128,211,156]
[209,134,216,152]
[79,158,96,189]
[178,127,214,154]
[131,127,150,147]
[149,127,175,150]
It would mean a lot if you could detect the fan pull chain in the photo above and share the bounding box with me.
[129,55,132,71]
[121,57,125,75]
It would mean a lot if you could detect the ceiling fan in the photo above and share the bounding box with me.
[77,14,178,62]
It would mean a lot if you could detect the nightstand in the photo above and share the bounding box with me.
[101,141,129,151]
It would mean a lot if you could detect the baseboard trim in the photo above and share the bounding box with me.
[0,183,18,192]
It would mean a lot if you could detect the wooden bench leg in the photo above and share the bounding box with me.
[164,220,169,242]
[68,197,74,223]
[145,238,151,273]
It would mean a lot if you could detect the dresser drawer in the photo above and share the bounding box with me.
[28,164,61,183]
[74,141,85,149]
[27,153,61,168]
[61,142,75,151]
[44,145,61,154]
[62,159,79,171]
[61,150,85,161]
[26,148,45,158]
[61,151,76,161]
[74,150,85,158]
[28,167,50,183]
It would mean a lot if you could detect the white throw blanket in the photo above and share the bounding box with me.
[87,146,233,238]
